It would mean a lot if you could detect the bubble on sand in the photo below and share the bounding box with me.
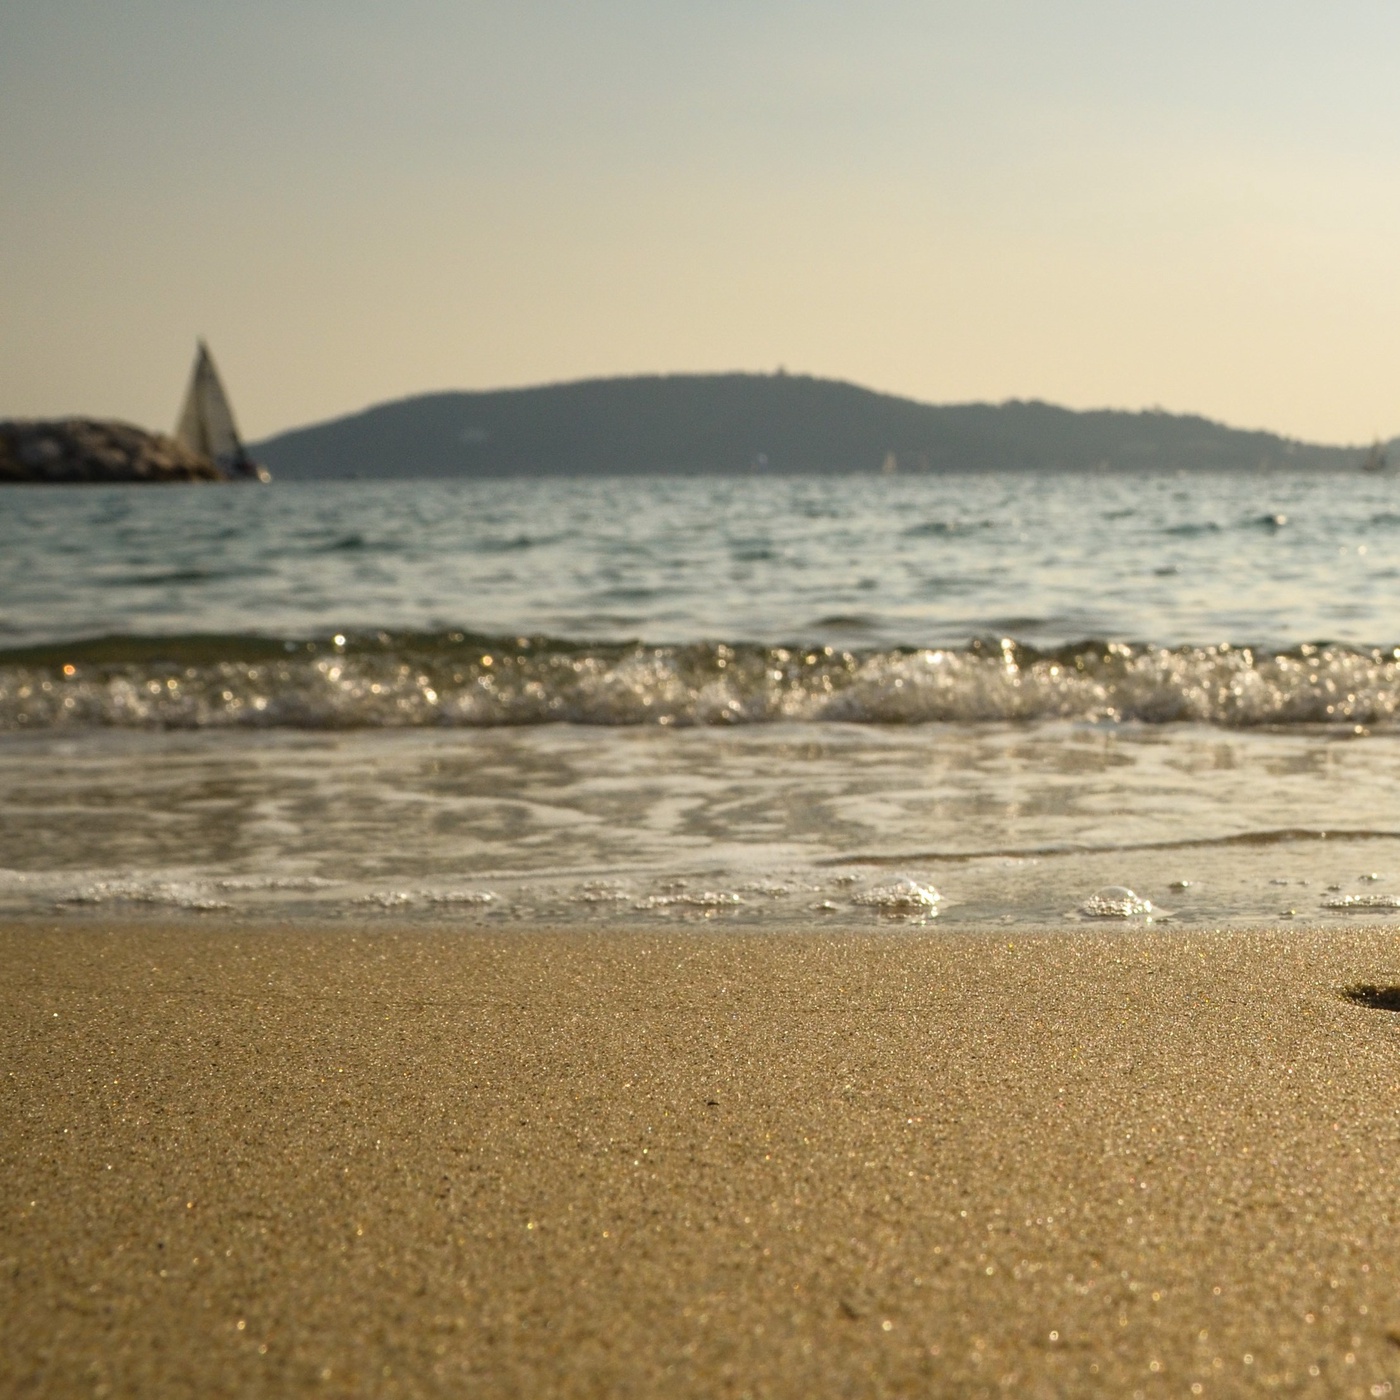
[58,878,232,912]
[634,891,743,910]
[353,888,496,909]
[1081,886,1153,919]
[852,878,941,913]
[1321,893,1400,910]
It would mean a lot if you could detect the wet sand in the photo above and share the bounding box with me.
[3,919,1400,1397]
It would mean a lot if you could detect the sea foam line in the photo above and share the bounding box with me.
[3,633,1400,730]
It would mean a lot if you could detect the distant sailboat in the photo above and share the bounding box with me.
[1362,441,1388,473]
[174,342,270,482]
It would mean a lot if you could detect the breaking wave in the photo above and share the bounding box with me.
[4,631,1400,730]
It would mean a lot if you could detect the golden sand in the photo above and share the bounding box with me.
[3,920,1400,1397]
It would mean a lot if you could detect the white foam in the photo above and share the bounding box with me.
[353,888,496,909]
[633,891,744,910]
[851,878,942,912]
[58,878,232,912]
[1321,893,1400,910]
[215,875,341,891]
[1080,886,1153,918]
[12,639,1400,730]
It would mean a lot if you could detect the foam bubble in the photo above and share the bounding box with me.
[572,881,632,904]
[1321,893,1400,910]
[1080,886,1153,918]
[58,878,232,912]
[633,891,744,910]
[215,875,340,891]
[851,878,942,912]
[353,888,496,909]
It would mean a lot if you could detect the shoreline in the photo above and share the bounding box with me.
[4,919,1400,1396]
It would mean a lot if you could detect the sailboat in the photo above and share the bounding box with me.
[1361,441,1388,473]
[174,342,271,482]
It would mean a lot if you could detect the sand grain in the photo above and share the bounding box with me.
[3,920,1400,1396]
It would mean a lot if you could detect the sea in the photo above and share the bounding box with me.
[4,469,1400,929]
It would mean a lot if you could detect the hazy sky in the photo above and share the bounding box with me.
[3,1,1399,442]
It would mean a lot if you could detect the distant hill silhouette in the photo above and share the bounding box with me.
[253,373,1370,479]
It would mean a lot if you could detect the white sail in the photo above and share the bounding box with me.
[174,342,244,466]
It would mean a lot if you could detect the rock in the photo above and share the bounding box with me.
[0,418,226,484]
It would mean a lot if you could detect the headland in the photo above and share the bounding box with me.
[0,420,223,485]
[251,373,1373,480]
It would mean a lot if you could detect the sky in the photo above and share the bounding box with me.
[3,1,1399,444]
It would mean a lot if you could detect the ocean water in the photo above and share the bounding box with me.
[4,470,1400,926]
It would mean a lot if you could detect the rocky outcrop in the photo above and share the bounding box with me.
[0,419,225,484]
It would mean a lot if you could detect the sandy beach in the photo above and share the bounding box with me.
[3,919,1400,1397]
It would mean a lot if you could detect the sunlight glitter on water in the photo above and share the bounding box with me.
[3,471,1400,653]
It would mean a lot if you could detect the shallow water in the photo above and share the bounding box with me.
[4,470,1400,926]
[2,718,1399,928]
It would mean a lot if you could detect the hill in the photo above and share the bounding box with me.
[252,373,1368,479]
